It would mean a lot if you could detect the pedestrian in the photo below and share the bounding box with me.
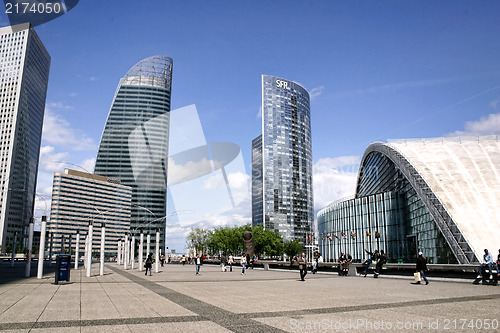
[145,253,153,276]
[228,253,234,272]
[195,254,201,275]
[361,249,379,277]
[477,249,499,280]
[241,253,247,275]
[374,250,387,278]
[160,254,165,267]
[312,252,318,274]
[415,252,429,285]
[339,252,347,276]
[181,255,186,266]
[221,253,227,272]
[251,255,257,269]
[298,252,307,281]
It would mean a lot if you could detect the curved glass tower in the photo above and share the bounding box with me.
[253,75,314,244]
[95,56,172,247]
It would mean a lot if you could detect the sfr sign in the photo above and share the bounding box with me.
[276,80,288,89]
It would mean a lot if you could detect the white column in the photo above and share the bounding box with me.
[130,235,135,270]
[86,222,93,277]
[25,219,34,277]
[100,224,105,276]
[155,230,160,273]
[123,234,129,270]
[37,217,47,279]
[139,232,144,271]
[84,234,88,269]
[117,240,122,265]
[146,233,151,257]
[10,233,17,267]
[74,231,80,270]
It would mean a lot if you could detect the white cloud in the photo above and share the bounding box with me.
[256,106,262,119]
[490,99,499,109]
[42,105,96,151]
[313,156,360,211]
[449,112,500,136]
[309,86,324,100]
[89,76,98,81]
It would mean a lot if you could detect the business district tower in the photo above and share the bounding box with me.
[252,75,314,244]
[0,23,50,250]
[95,56,172,249]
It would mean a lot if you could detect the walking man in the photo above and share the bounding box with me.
[241,253,247,275]
[298,252,307,281]
[195,254,201,275]
[415,252,429,285]
[228,253,234,272]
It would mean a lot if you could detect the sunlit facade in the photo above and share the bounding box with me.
[319,136,500,264]
[0,23,50,250]
[49,169,131,256]
[254,75,314,243]
[94,56,172,248]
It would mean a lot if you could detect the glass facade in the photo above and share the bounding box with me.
[251,135,263,226]
[255,75,313,243]
[318,149,458,264]
[0,23,50,250]
[94,56,172,249]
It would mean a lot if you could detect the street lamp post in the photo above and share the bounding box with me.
[86,221,93,277]
[123,233,129,270]
[155,229,160,273]
[38,216,47,279]
[100,223,105,276]
[139,230,144,272]
[74,231,80,270]
[130,234,135,269]
[25,218,34,278]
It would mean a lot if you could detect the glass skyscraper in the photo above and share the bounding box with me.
[252,75,314,243]
[94,56,172,249]
[0,23,50,251]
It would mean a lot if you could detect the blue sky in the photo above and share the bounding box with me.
[2,1,500,252]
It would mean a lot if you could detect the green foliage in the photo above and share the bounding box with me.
[283,239,303,258]
[251,225,283,257]
[5,244,12,253]
[186,228,213,254]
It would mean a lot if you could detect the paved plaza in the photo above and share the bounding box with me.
[0,262,499,332]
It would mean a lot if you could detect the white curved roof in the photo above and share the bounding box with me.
[386,136,500,261]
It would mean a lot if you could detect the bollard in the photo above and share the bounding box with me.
[37,217,47,279]
[10,233,17,267]
[117,240,122,265]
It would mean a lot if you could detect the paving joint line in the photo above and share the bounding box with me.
[108,264,288,333]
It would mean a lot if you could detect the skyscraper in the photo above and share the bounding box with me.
[49,169,131,256]
[253,75,314,244]
[0,23,50,251]
[94,56,172,249]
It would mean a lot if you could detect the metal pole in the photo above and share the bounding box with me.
[155,230,160,273]
[86,221,93,277]
[61,235,65,254]
[130,234,135,270]
[139,231,144,271]
[25,218,34,277]
[10,232,17,267]
[48,232,53,267]
[75,231,80,270]
[123,234,129,270]
[100,223,105,276]
[146,232,151,257]
[37,216,47,279]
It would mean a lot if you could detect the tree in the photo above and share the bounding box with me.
[251,225,283,258]
[284,239,303,258]
[186,228,212,255]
